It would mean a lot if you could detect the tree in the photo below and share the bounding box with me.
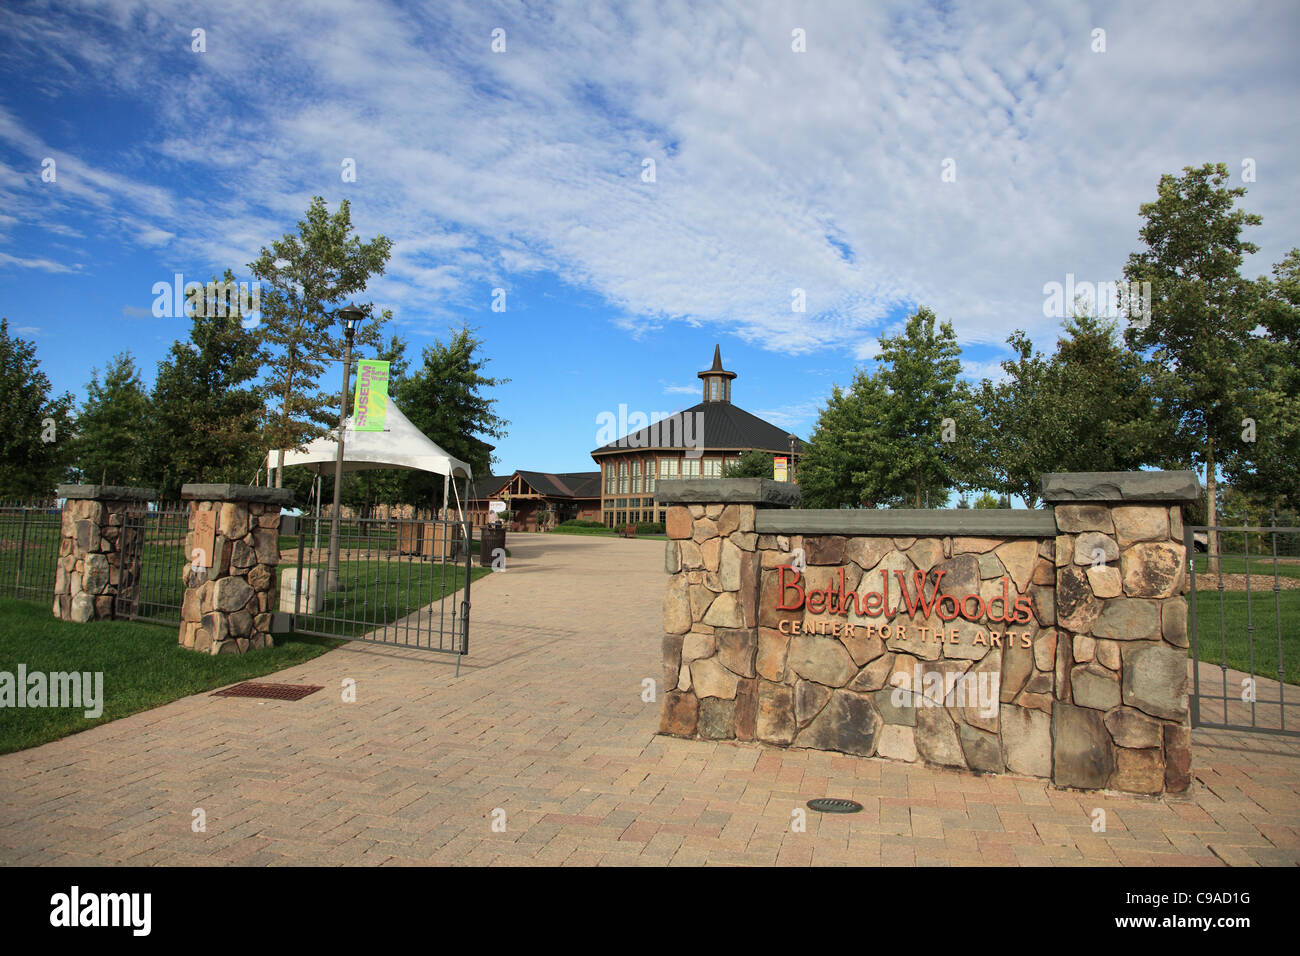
[876,307,967,507]
[0,319,74,497]
[1223,249,1300,512]
[1123,163,1263,569]
[147,273,266,499]
[396,327,509,504]
[797,369,901,509]
[969,315,1174,507]
[965,330,1057,508]
[252,196,393,487]
[725,450,774,478]
[74,352,150,486]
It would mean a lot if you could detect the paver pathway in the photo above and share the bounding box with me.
[2,533,1297,866]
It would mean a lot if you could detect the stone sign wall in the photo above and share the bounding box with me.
[657,472,1200,795]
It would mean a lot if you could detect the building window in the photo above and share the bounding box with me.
[681,458,701,479]
[703,459,722,478]
[618,462,628,493]
[605,463,616,494]
[645,462,655,493]
[659,458,676,480]
[632,461,642,493]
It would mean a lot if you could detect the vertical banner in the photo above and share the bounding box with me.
[774,456,788,482]
[353,360,390,432]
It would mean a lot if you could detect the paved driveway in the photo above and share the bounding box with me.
[1,533,1297,866]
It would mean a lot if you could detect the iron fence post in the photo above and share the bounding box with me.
[15,506,28,593]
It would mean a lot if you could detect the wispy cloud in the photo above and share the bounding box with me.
[1,0,1296,363]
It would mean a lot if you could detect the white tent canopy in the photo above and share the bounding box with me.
[266,400,473,483]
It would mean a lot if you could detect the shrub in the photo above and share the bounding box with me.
[560,519,606,528]
[635,521,665,535]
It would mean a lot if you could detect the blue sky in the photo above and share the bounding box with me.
[1,0,1297,477]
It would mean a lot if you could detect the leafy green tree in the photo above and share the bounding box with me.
[725,450,775,478]
[797,369,900,508]
[148,273,266,499]
[74,352,150,485]
[876,307,967,507]
[0,319,74,497]
[1123,163,1263,568]
[1223,250,1300,512]
[969,315,1174,507]
[396,327,509,503]
[251,196,393,487]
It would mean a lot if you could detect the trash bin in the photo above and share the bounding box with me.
[480,525,506,567]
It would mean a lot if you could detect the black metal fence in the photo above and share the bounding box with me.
[0,499,62,604]
[114,502,189,625]
[286,513,473,659]
[1186,522,1299,737]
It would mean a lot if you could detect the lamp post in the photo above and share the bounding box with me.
[326,304,365,590]
[788,433,798,483]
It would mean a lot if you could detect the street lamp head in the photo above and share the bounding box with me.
[338,304,366,336]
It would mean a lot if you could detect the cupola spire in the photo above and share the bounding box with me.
[698,344,737,403]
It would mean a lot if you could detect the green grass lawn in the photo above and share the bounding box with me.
[0,596,343,755]
[289,559,493,639]
[552,525,668,539]
[1191,588,1300,686]
[1189,554,1300,579]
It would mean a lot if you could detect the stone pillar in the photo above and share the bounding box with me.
[1044,470,1200,794]
[52,484,155,623]
[657,479,799,740]
[178,484,295,655]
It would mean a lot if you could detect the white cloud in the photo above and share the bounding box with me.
[2,0,1296,361]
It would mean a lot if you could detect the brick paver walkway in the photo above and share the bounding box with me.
[2,534,1297,866]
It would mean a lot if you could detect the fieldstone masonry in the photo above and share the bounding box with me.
[178,484,295,655]
[52,484,154,623]
[658,472,1200,796]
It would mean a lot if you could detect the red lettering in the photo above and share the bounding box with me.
[777,565,805,611]
[936,594,960,621]
[961,593,986,620]
[863,591,883,616]
[1013,596,1035,624]
[894,569,944,618]
[808,589,826,614]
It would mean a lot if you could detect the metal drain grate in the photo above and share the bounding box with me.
[807,797,864,814]
[212,682,323,701]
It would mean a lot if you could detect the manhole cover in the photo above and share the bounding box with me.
[212,682,323,701]
[807,798,863,814]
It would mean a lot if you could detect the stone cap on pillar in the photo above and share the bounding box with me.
[181,483,297,507]
[57,484,157,501]
[1040,470,1201,503]
[655,478,800,508]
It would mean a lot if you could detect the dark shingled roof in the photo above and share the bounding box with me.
[466,475,510,501]
[515,471,601,499]
[591,402,805,456]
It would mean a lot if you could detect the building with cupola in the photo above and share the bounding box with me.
[590,346,805,528]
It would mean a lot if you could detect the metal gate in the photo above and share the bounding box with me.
[1185,521,1299,736]
[286,512,472,661]
[114,501,189,625]
[0,499,61,603]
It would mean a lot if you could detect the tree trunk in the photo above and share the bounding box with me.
[1206,435,1219,576]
